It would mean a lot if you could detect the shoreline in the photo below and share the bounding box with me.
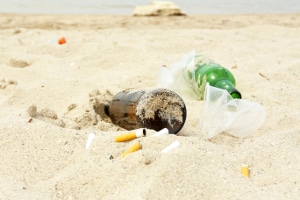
[1,13,300,30]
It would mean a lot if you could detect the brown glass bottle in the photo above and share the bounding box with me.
[104,88,187,134]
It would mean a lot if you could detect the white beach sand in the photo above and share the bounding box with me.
[0,14,299,199]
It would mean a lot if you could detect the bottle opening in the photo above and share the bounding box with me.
[104,104,110,116]
[230,91,242,99]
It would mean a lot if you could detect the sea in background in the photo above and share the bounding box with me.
[0,0,300,15]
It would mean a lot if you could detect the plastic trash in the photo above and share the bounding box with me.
[58,37,66,45]
[200,83,266,138]
[158,52,198,100]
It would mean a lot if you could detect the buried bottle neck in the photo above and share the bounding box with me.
[214,79,242,99]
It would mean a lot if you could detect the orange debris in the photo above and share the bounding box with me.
[58,37,66,45]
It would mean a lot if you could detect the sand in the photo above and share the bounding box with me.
[0,13,299,199]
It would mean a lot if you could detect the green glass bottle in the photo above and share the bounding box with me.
[186,55,242,100]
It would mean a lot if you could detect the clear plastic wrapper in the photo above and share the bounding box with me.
[157,51,199,99]
[200,83,266,138]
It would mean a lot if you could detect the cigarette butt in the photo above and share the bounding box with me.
[58,37,66,45]
[115,129,146,142]
[161,140,180,153]
[151,128,169,137]
[241,165,250,177]
[121,143,142,158]
[85,133,95,149]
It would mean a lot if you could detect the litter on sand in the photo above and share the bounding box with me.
[85,133,95,149]
[161,140,180,153]
[115,129,146,142]
[121,143,142,158]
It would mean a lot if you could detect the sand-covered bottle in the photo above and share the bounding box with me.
[104,88,187,134]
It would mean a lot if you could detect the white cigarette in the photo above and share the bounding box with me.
[85,133,95,149]
[151,128,169,137]
[161,140,180,153]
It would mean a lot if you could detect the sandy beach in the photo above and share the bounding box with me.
[0,13,300,199]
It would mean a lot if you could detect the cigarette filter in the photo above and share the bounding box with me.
[121,143,142,158]
[241,165,250,177]
[85,133,95,149]
[115,129,146,142]
[151,128,169,137]
[161,140,180,153]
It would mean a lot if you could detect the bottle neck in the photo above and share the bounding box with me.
[214,79,242,99]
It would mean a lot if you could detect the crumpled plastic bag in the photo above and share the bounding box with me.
[157,50,200,100]
[200,83,266,138]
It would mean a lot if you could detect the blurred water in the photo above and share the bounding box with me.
[0,0,299,15]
